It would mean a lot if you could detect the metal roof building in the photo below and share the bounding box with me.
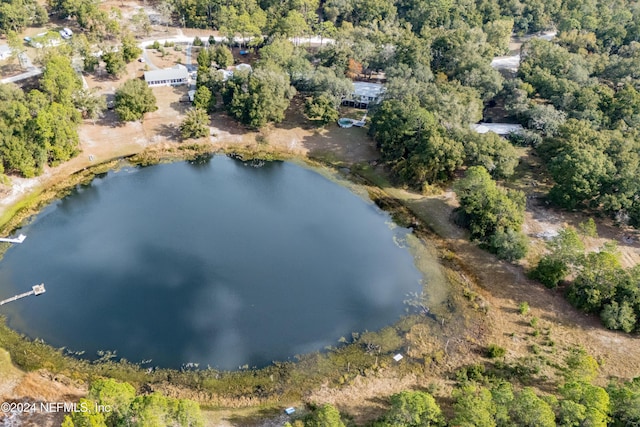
[144,65,189,87]
[342,82,385,109]
[471,123,524,136]
[0,44,11,60]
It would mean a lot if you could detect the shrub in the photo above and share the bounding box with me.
[601,301,637,333]
[489,228,528,261]
[487,344,506,358]
[529,256,568,288]
[519,301,530,315]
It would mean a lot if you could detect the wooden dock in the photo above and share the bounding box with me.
[0,234,26,244]
[0,284,46,306]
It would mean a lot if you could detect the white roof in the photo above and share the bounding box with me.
[471,123,524,135]
[235,63,252,71]
[353,82,385,99]
[144,67,189,82]
[0,44,11,54]
[491,54,520,71]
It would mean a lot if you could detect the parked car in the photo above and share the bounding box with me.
[59,28,73,39]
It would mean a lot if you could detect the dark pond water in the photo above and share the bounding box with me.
[0,156,423,370]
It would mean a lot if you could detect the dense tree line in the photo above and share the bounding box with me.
[531,224,640,333]
[62,378,204,427]
[195,37,356,129]
[0,55,95,177]
[454,166,528,260]
[287,348,640,426]
[0,0,47,35]
[48,0,122,41]
[535,121,640,225]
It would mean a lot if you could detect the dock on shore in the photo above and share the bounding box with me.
[0,284,46,306]
[0,234,26,244]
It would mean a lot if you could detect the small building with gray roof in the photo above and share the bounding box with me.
[144,65,189,87]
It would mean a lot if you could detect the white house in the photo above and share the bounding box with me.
[144,65,189,87]
[342,82,385,109]
[235,63,252,72]
[471,123,524,136]
[0,44,12,61]
[217,64,252,82]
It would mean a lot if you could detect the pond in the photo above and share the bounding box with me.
[0,156,424,370]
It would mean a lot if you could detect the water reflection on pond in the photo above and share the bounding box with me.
[0,157,423,370]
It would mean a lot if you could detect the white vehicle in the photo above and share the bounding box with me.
[59,28,73,39]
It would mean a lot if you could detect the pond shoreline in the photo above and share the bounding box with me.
[2,128,640,426]
[0,139,465,410]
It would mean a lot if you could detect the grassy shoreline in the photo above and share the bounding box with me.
[0,141,465,411]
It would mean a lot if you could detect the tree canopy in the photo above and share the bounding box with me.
[114,79,158,122]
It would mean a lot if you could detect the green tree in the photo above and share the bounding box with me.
[196,48,211,68]
[211,44,234,69]
[41,54,82,105]
[530,256,570,288]
[114,79,158,121]
[88,378,135,425]
[222,67,295,128]
[121,33,142,63]
[102,50,126,77]
[601,300,637,332]
[306,404,345,427]
[193,85,213,112]
[452,384,497,427]
[483,19,514,55]
[6,30,25,66]
[180,108,210,139]
[609,83,640,127]
[61,399,107,427]
[508,388,556,427]
[530,227,585,288]
[564,347,600,383]
[258,37,295,68]
[525,104,566,137]
[33,101,81,164]
[548,143,615,210]
[304,94,338,125]
[608,378,640,426]
[73,89,107,121]
[489,228,528,261]
[383,391,445,426]
[560,381,610,427]
[129,393,171,427]
[131,8,152,35]
[276,10,310,41]
[370,98,464,187]
[301,66,352,106]
[463,131,519,178]
[454,166,525,239]
[567,250,623,313]
[128,394,203,427]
